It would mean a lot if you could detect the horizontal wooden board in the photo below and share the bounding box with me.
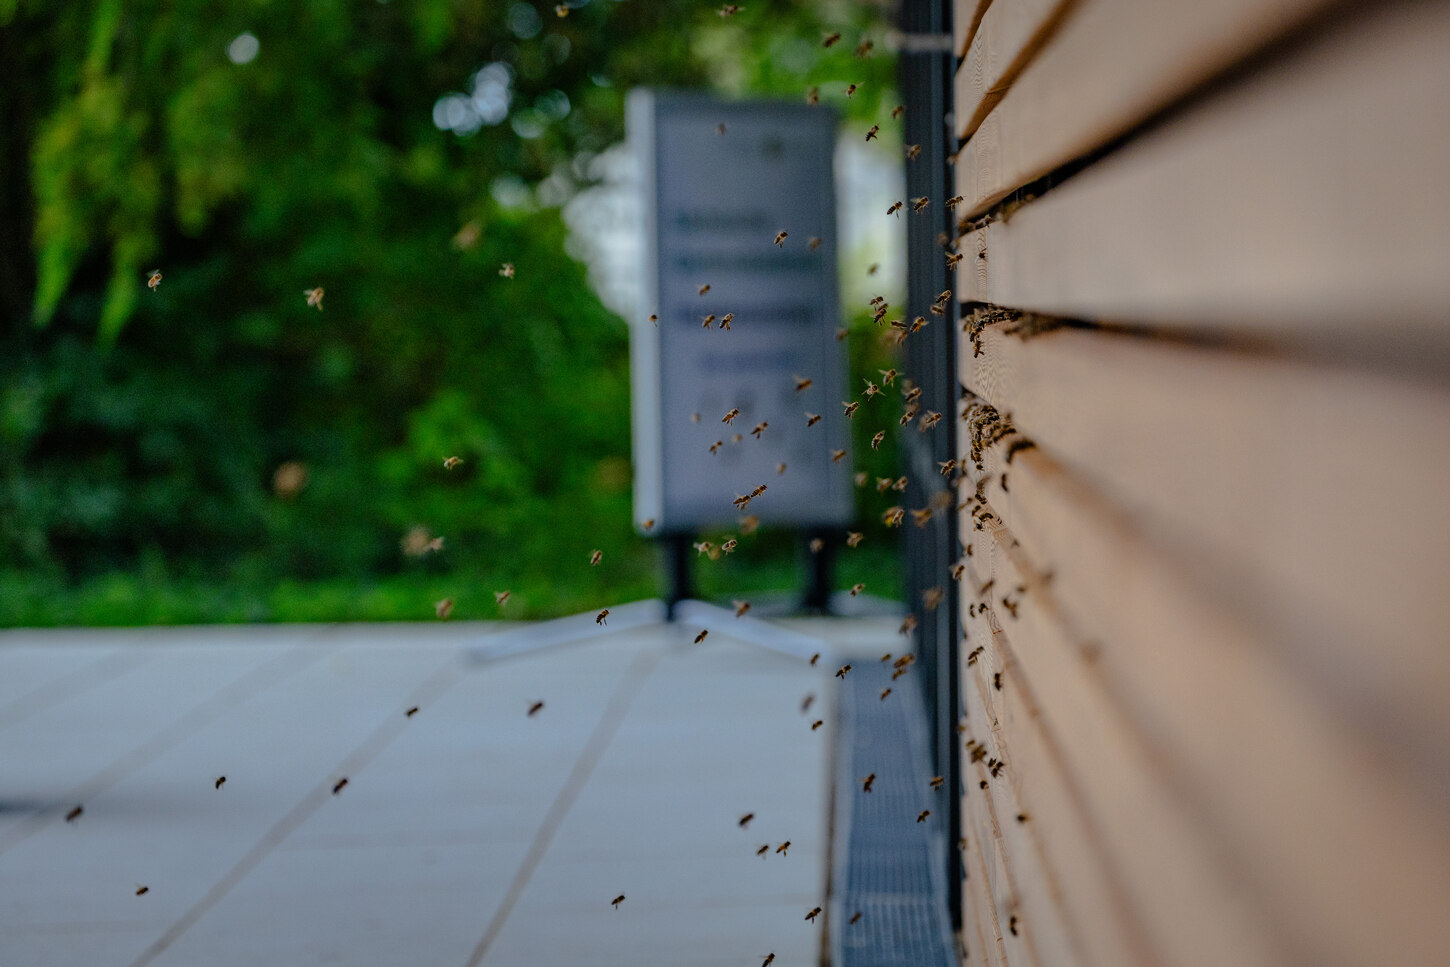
[954,0,1331,213]
[959,504,1289,967]
[961,324,1450,789]
[957,1,1450,344]
[953,0,1069,142]
[957,414,1450,967]
[953,0,993,61]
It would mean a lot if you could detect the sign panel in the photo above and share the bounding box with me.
[628,90,853,532]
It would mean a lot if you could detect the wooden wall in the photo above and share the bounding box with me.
[944,2,1450,965]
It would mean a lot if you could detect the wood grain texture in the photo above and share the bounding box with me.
[955,397,1450,967]
[953,0,993,61]
[961,323,1450,789]
[953,0,1074,142]
[957,2,1450,345]
[953,0,1332,214]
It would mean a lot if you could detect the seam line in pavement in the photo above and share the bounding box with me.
[464,644,661,967]
[124,652,464,967]
[0,644,154,733]
[0,633,337,860]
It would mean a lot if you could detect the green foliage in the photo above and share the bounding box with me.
[0,0,904,625]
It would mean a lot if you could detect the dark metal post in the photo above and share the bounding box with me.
[801,527,836,614]
[664,533,694,620]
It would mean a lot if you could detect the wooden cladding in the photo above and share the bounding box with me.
[946,1,1450,965]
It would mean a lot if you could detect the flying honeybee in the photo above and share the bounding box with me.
[555,4,568,16]
[694,629,709,644]
[855,38,874,57]
[887,200,902,216]
[880,688,892,700]
[709,441,723,454]
[722,408,739,425]
[435,598,454,620]
[596,609,609,625]
[304,286,325,310]
[878,368,897,386]
[920,411,943,430]
[702,314,715,329]
[865,124,879,141]
[721,538,738,553]
[822,31,841,47]
[443,456,464,469]
[900,613,918,635]
[811,719,824,730]
[720,312,733,329]
[65,805,83,823]
[911,508,933,527]
[589,549,602,566]
[756,844,770,857]
[854,471,868,486]
[806,86,820,105]
[809,538,824,553]
[808,236,822,250]
[806,412,821,427]
[938,459,957,476]
[452,220,481,249]
[945,195,965,210]
[739,812,755,827]
[734,600,751,617]
[846,531,863,547]
[911,196,930,213]
[499,263,515,278]
[136,885,149,895]
[906,143,922,160]
[776,462,787,475]
[836,663,854,678]
[842,400,859,418]
[883,507,905,526]
[739,515,760,534]
[930,776,945,789]
[332,778,349,795]
[716,122,727,136]
[732,433,743,443]
[836,327,849,341]
[951,564,966,581]
[751,421,768,438]
[641,519,656,531]
[945,251,964,266]
[699,283,712,295]
[762,955,775,967]
[845,83,858,97]
[494,590,511,607]
[862,773,875,792]
[777,841,791,855]
[147,270,163,291]
[923,587,944,611]
[806,907,823,922]
[870,431,884,450]
[809,652,820,666]
[880,652,892,663]
[891,104,905,119]
[215,776,227,789]
[893,475,909,491]
[719,3,742,15]
[612,894,626,910]
[831,449,846,462]
[406,706,419,717]
[801,693,814,712]
[649,313,658,325]
[917,809,931,823]
[774,230,789,247]
[693,540,715,556]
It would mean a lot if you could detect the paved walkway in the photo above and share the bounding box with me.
[0,606,898,966]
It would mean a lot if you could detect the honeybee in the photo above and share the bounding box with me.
[808,236,822,251]
[612,894,626,910]
[929,776,944,789]
[903,386,922,404]
[694,629,709,644]
[945,195,965,210]
[887,200,902,216]
[406,706,419,717]
[917,809,931,823]
[911,196,930,213]
[693,541,715,556]
[555,4,568,16]
[893,475,908,491]
[304,286,325,309]
[855,38,874,57]
[721,538,738,553]
[722,408,739,425]
[894,654,915,669]
[994,671,1003,689]
[836,327,849,341]
[435,598,454,620]
[876,477,893,493]
[870,431,884,450]
[807,86,820,105]
[526,700,546,717]
[861,773,875,792]
[589,549,602,566]
[906,144,922,160]
[812,719,824,730]
[147,270,163,291]
[777,841,791,855]
[849,582,865,597]
[845,84,858,98]
[809,538,824,553]
[751,421,768,438]
[691,412,702,422]
[739,812,755,827]
[499,263,515,278]
[65,805,83,823]
[868,262,880,274]
[731,433,743,444]
[855,471,868,486]
[452,220,481,249]
[773,230,789,248]
[709,441,723,454]
[883,506,905,526]
[641,518,656,531]
[923,587,944,611]
[776,462,787,475]
[822,32,841,47]
[951,564,966,581]
[596,609,609,625]
[836,663,854,677]
[739,515,760,534]
[762,955,775,967]
[1009,915,1018,936]
[734,600,751,617]
[810,652,821,666]
[699,283,712,295]
[801,693,814,712]
[806,413,821,427]
[757,844,770,856]
[720,312,733,329]
[900,613,918,635]
[805,906,821,922]
[911,508,933,527]
[829,449,846,465]
[945,252,963,266]
[443,456,464,470]
[938,459,957,476]
[215,776,227,789]
[907,316,926,334]
[716,122,727,136]
[332,778,349,795]
[880,687,892,700]
[846,531,863,547]
[702,314,715,329]
[891,105,905,119]
[718,3,742,15]
[842,400,859,418]
[865,124,879,141]
[136,885,150,895]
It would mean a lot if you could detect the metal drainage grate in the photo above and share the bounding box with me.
[832,662,956,966]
